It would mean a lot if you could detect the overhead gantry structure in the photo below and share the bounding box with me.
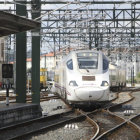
[1,0,140,62]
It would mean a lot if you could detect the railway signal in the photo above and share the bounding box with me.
[2,64,13,106]
[2,64,13,78]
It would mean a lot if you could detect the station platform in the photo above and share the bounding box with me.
[0,103,42,128]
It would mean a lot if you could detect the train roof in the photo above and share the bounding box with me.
[64,50,104,58]
[59,49,107,64]
[69,49,103,54]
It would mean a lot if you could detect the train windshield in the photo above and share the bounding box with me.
[77,52,98,69]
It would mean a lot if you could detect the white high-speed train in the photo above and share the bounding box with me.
[52,50,110,105]
[109,63,126,91]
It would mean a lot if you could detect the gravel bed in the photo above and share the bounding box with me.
[0,111,78,140]
[40,97,71,116]
[112,92,132,104]
[109,92,117,101]
[110,91,140,119]
[26,120,95,140]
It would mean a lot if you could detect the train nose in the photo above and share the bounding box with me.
[74,87,105,101]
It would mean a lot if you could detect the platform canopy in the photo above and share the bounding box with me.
[0,11,40,37]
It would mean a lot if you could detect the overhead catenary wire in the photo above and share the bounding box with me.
[2,0,140,57]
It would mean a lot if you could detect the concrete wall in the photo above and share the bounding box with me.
[0,104,42,128]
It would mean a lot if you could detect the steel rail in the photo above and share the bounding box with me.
[87,109,125,138]
[108,91,134,111]
[76,109,99,140]
[95,120,140,140]
[130,114,140,129]
[0,109,99,140]
[0,95,99,140]
[94,90,140,139]
[0,110,74,139]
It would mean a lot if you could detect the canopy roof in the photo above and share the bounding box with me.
[0,11,40,37]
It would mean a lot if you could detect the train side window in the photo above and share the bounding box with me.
[67,59,73,70]
[103,55,109,71]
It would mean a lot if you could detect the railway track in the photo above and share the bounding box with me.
[87,109,124,136]
[0,92,99,140]
[103,91,134,110]
[95,121,140,140]
[74,90,140,140]
[0,89,140,139]
[0,93,59,103]
[109,92,140,120]
[90,90,140,139]
[131,114,140,128]
[0,109,99,140]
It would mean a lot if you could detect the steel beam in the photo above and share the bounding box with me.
[1,1,140,4]
[1,0,140,58]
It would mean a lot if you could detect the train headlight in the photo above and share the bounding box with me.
[69,81,78,86]
[101,81,109,86]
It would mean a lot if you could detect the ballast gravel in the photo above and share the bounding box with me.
[27,121,95,140]
[40,97,70,116]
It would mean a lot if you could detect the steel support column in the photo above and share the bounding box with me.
[16,1,27,103]
[31,0,41,104]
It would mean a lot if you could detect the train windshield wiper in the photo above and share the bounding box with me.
[79,62,89,72]
[83,66,90,72]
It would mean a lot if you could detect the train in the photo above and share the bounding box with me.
[109,63,126,91]
[27,68,54,90]
[40,68,47,89]
[51,50,126,105]
[27,68,48,90]
[52,50,110,105]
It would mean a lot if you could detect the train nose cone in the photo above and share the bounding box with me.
[75,87,104,101]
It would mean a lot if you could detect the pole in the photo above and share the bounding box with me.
[131,67,132,86]
[132,65,135,86]
[28,73,30,94]
[6,79,9,106]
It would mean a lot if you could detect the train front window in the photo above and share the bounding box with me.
[103,55,109,71]
[67,59,73,70]
[77,52,98,69]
